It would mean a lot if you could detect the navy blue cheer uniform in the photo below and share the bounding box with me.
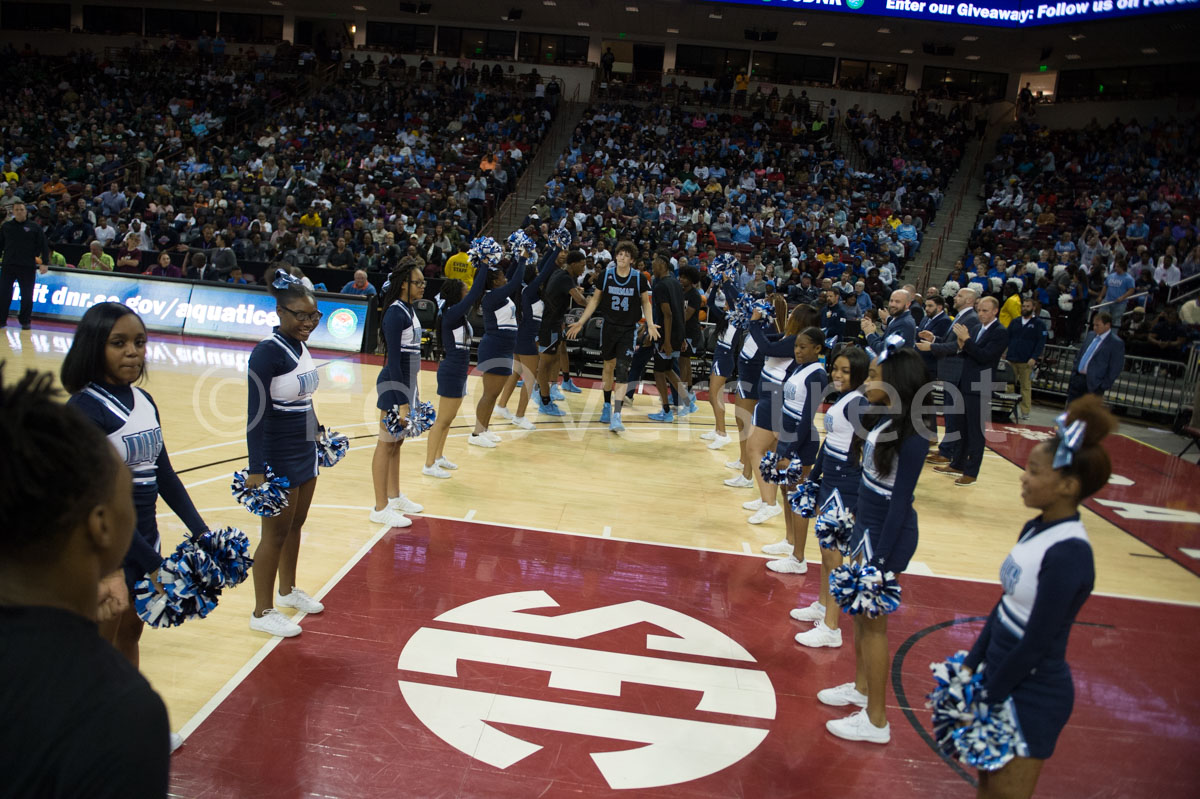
[436,271,489,398]
[810,389,870,508]
[377,299,421,410]
[735,327,765,400]
[707,283,739,379]
[850,419,926,574]
[475,259,525,376]
[248,328,321,486]
[748,321,796,431]
[69,382,207,589]
[964,514,1094,760]
[778,361,827,467]
[515,250,560,356]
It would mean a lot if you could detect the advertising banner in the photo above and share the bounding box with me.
[7,269,368,352]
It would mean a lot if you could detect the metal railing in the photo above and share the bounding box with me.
[1032,343,1200,423]
[1168,271,1200,305]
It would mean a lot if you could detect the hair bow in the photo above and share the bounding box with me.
[871,333,907,365]
[1052,411,1087,469]
[271,269,301,290]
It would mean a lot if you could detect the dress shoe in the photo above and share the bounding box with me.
[925,454,951,465]
[933,464,963,475]
[954,475,977,487]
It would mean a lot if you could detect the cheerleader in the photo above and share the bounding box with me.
[496,246,563,427]
[468,252,526,447]
[244,271,332,638]
[741,304,815,526]
[61,303,209,697]
[722,297,775,490]
[421,267,488,478]
[791,345,870,647]
[700,278,740,450]
[960,397,1111,798]
[820,345,928,744]
[371,264,426,527]
[763,326,828,572]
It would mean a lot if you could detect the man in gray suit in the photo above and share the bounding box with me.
[862,288,917,354]
[1066,311,1125,404]
[917,286,981,465]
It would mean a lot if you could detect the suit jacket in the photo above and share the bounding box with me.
[918,311,953,373]
[959,321,1010,394]
[928,308,981,384]
[1072,330,1125,393]
[867,309,916,354]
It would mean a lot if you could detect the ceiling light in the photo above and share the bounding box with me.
[877,27,891,33]
[1065,53,1081,59]
[352,4,367,10]
[962,35,979,41]
[900,48,914,54]
[965,55,980,60]
[269,1,283,5]
[709,12,723,19]
[543,0,556,4]
[792,20,807,26]
[625,5,639,10]
[577,21,590,26]
[666,27,679,34]
[1069,32,1085,40]
[821,41,835,47]
[1141,47,1158,54]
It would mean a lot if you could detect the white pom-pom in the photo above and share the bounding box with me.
[989,276,1002,291]
[1058,295,1074,311]
[942,280,960,298]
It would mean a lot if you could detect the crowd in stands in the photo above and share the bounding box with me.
[948,115,1199,362]
[0,43,554,287]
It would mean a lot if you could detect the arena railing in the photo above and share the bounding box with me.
[1032,343,1200,427]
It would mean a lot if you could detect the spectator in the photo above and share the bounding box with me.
[1066,311,1125,404]
[150,250,181,278]
[341,269,378,298]
[77,240,114,272]
[114,233,142,273]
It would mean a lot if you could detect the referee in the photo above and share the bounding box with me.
[0,202,51,330]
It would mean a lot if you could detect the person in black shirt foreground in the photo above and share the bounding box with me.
[0,364,169,798]
[0,202,52,329]
[648,253,689,423]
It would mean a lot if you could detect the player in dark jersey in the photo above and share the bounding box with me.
[648,253,689,423]
[536,248,587,417]
[677,266,704,416]
[567,240,659,432]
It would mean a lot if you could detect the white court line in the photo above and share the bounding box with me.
[741,542,752,555]
[1181,548,1200,560]
[906,560,935,577]
[464,509,477,521]
[602,526,612,537]
[177,521,394,740]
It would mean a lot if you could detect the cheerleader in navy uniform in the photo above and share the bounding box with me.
[468,251,526,449]
[959,396,1112,798]
[820,345,929,744]
[421,266,488,478]
[700,278,740,450]
[722,295,775,490]
[62,303,210,748]
[496,244,563,427]
[244,271,330,638]
[791,345,870,648]
[371,264,426,528]
[763,326,828,573]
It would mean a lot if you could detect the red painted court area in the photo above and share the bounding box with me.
[985,424,1200,576]
[170,518,1200,798]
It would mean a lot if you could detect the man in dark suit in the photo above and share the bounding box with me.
[917,294,953,378]
[933,296,1009,486]
[918,287,981,465]
[863,288,917,354]
[1066,311,1125,404]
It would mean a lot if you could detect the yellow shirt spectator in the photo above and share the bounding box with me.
[78,248,115,271]
[299,210,322,228]
[735,72,749,92]
[444,250,475,288]
[999,291,1022,327]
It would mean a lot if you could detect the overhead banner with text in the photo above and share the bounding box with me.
[722,0,1198,27]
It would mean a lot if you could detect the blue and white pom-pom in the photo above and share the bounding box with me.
[507,229,537,262]
[192,526,254,588]
[231,466,291,517]
[468,236,503,267]
[710,253,742,286]
[548,226,572,250]
[828,559,903,618]
[759,450,806,485]
[134,547,221,628]
[316,426,350,468]
[383,400,437,439]
[788,479,820,517]
[813,489,855,552]
[927,651,1023,771]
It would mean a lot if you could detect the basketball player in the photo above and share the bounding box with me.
[536,249,587,416]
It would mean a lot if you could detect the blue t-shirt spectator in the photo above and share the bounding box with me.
[342,275,378,297]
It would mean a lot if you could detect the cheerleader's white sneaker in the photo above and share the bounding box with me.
[743,498,764,511]
[422,464,452,479]
[275,587,324,614]
[790,601,826,622]
[249,609,302,638]
[511,416,535,430]
[747,504,783,525]
[724,474,754,488]
[826,709,890,744]
[766,555,808,573]
[707,434,731,450]
[495,407,514,421]
[468,433,497,448]
[817,682,868,708]
[725,459,744,470]
[483,430,502,443]
[762,539,793,555]
[369,507,413,528]
[389,494,424,514]
[700,430,717,441]
[795,620,842,648]
[436,457,458,470]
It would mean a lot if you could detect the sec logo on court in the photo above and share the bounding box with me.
[396,590,776,790]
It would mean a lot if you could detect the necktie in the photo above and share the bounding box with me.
[976,323,987,343]
[1078,335,1102,374]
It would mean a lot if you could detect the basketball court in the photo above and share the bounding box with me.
[3,323,1198,797]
